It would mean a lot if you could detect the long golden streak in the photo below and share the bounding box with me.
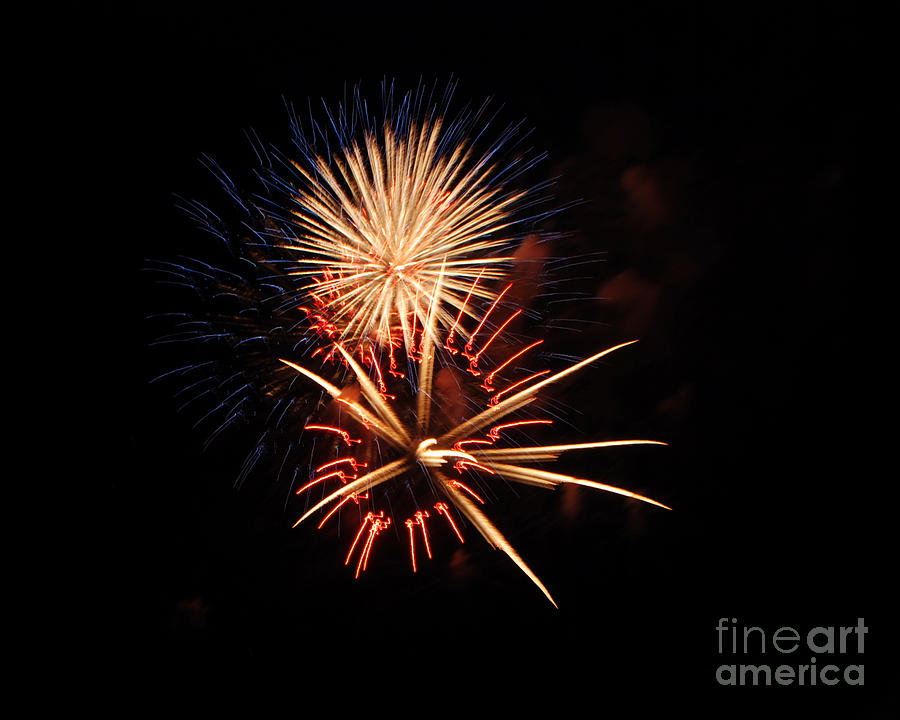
[484,462,672,510]
[370,273,404,342]
[347,143,379,218]
[297,178,360,245]
[482,453,562,463]
[437,341,640,447]
[281,257,377,268]
[316,157,368,231]
[416,260,514,274]
[403,276,435,339]
[278,359,407,449]
[416,261,444,434]
[432,142,472,195]
[316,282,383,323]
[296,458,413,525]
[363,135,388,224]
[473,440,669,462]
[433,206,516,250]
[396,289,412,352]
[501,340,641,406]
[389,137,411,236]
[409,126,439,222]
[438,396,537,447]
[429,160,500,219]
[435,471,557,608]
[308,272,383,299]
[334,344,411,444]
[328,280,393,341]
[431,187,510,231]
[279,358,343,397]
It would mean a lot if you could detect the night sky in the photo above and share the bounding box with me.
[59,2,889,714]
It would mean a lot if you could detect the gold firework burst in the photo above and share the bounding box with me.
[279,111,533,352]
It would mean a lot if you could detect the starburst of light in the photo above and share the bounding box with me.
[281,272,669,607]
[271,87,547,354]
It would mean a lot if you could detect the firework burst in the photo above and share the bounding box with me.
[263,81,551,356]
[282,269,669,607]
[151,82,669,606]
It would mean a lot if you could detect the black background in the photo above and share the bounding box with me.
[57,2,890,715]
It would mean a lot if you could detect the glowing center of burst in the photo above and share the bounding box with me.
[385,264,405,282]
[383,260,413,280]
[414,438,477,468]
